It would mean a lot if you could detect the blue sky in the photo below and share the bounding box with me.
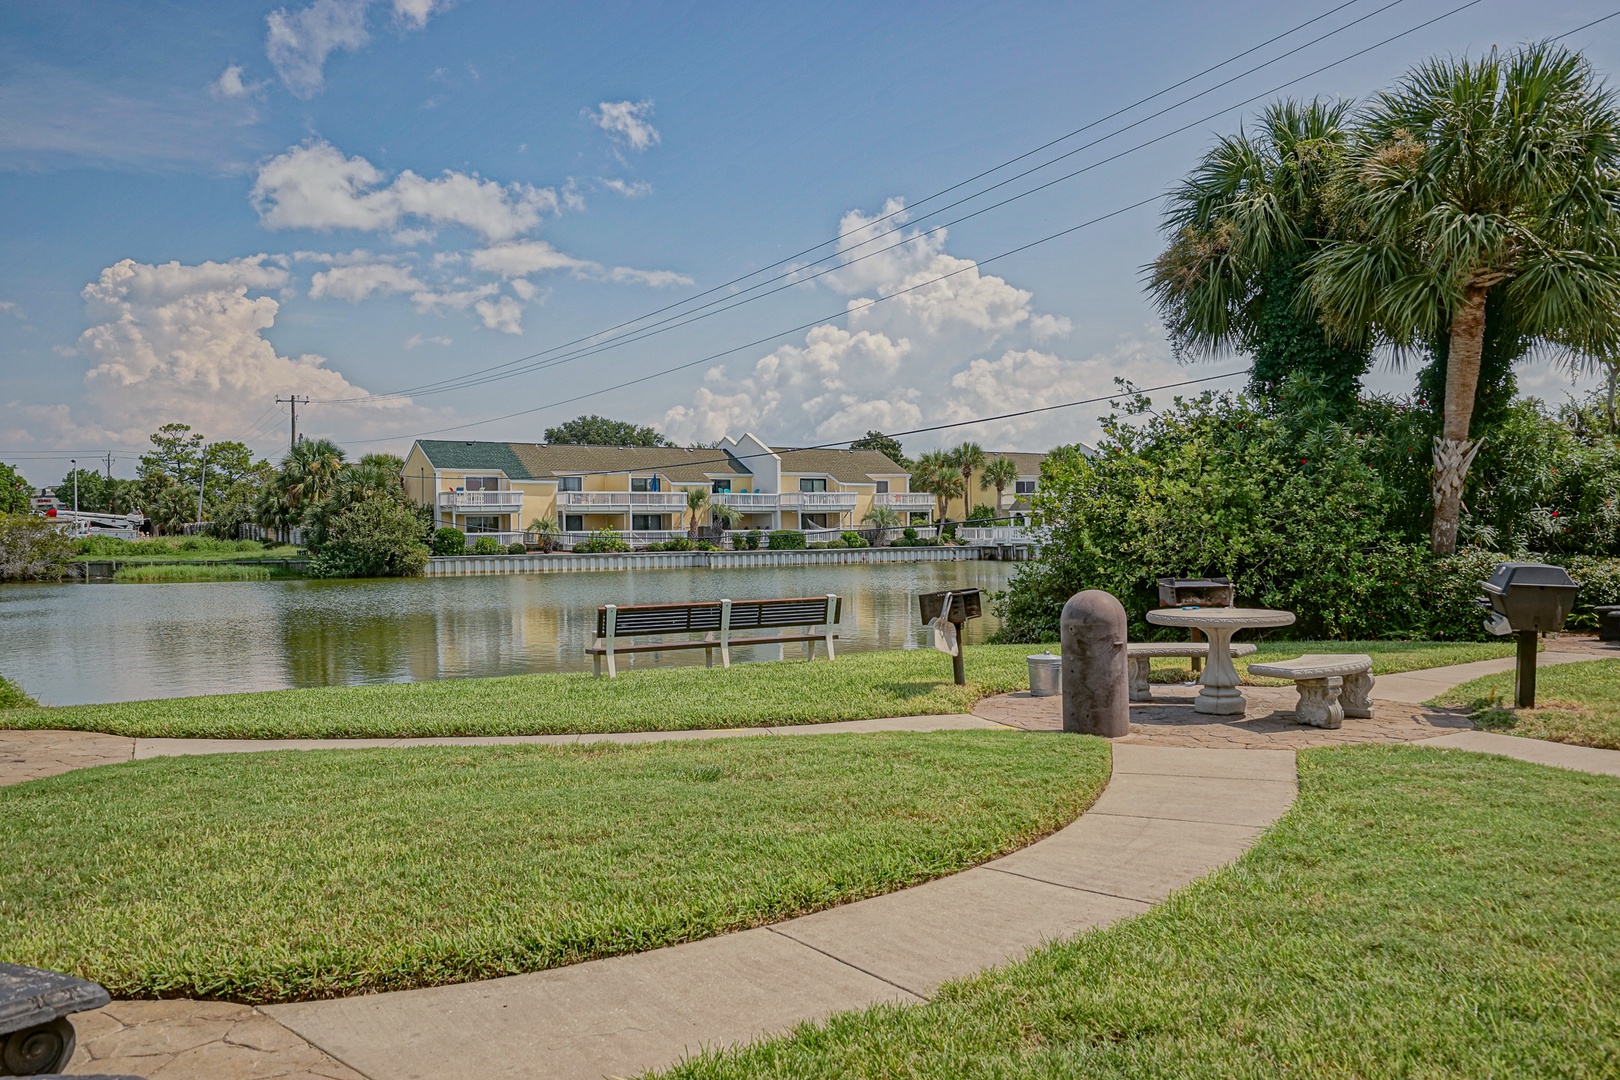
[1,0,1616,483]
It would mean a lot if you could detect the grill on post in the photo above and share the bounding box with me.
[1477,563,1579,708]
[1156,577,1234,675]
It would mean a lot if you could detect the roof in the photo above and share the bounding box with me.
[773,447,908,484]
[984,451,1049,476]
[415,440,751,482]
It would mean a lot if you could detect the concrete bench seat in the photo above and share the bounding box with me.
[1246,653,1374,728]
[1126,642,1256,703]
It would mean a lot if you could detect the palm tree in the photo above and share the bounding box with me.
[709,501,742,540]
[911,450,963,523]
[278,438,347,518]
[528,516,557,552]
[684,487,709,538]
[862,504,901,547]
[979,457,1020,517]
[1147,99,1370,399]
[945,442,987,518]
[1308,44,1620,553]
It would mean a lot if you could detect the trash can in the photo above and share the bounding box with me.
[1027,652,1061,697]
[1596,605,1620,642]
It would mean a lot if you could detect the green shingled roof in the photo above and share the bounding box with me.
[415,440,536,478]
[415,440,751,482]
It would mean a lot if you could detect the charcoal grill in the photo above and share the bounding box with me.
[1156,576,1235,608]
[1477,563,1579,707]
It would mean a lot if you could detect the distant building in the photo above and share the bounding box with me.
[403,434,925,546]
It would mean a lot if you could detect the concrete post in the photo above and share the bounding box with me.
[1060,590,1130,737]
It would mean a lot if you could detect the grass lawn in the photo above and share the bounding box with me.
[112,563,301,583]
[0,639,1515,740]
[72,538,302,562]
[654,746,1620,1079]
[0,731,1109,1003]
[1436,658,1620,750]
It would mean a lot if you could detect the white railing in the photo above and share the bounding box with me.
[553,529,694,550]
[957,526,1038,544]
[711,492,780,509]
[780,492,857,509]
[440,490,524,509]
[556,491,688,508]
[873,492,934,511]
[458,530,527,548]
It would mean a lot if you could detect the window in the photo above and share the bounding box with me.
[799,478,827,492]
[632,514,665,531]
[875,480,889,494]
[631,476,658,492]
[1015,480,1037,495]
[558,476,582,492]
[711,479,732,494]
[465,476,501,491]
[563,515,584,532]
[464,515,502,533]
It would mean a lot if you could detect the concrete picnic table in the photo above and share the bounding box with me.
[1145,606,1296,715]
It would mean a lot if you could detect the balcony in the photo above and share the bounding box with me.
[440,489,524,512]
[779,491,857,511]
[556,491,689,509]
[711,492,781,510]
[872,492,934,512]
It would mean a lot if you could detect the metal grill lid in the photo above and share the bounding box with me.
[1482,563,1577,594]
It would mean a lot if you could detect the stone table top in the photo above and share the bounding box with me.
[1146,606,1297,630]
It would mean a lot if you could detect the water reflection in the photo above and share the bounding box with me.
[0,562,1015,706]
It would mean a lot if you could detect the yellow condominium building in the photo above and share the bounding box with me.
[403,433,926,546]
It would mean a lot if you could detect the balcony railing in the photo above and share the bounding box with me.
[556,491,689,509]
[554,529,693,550]
[957,526,1040,544]
[779,492,857,510]
[872,492,934,511]
[440,490,524,510]
[710,492,780,509]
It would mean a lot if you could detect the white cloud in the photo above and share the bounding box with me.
[265,0,370,98]
[0,301,22,318]
[308,262,425,301]
[56,255,412,447]
[474,295,524,334]
[1030,313,1073,342]
[509,279,539,300]
[605,266,694,288]
[410,283,498,311]
[404,333,452,349]
[599,177,652,198]
[212,64,256,99]
[252,140,558,241]
[468,239,587,277]
[391,227,436,246]
[392,0,449,29]
[589,100,659,151]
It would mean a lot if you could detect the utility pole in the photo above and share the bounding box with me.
[70,459,78,519]
[276,396,309,452]
[104,452,113,480]
[196,444,207,528]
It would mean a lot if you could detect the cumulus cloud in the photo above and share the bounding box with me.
[1030,313,1073,341]
[265,0,371,98]
[308,261,425,302]
[599,177,652,198]
[468,239,587,277]
[474,295,523,334]
[410,283,499,311]
[509,279,539,301]
[589,100,659,151]
[392,0,450,29]
[252,140,559,241]
[56,255,412,447]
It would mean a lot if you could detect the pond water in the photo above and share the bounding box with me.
[0,561,1017,706]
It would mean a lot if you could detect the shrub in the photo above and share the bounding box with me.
[941,523,958,542]
[472,537,503,555]
[966,505,998,524]
[809,542,831,549]
[768,530,807,550]
[576,529,631,554]
[841,531,868,548]
[0,674,36,709]
[307,496,430,579]
[0,514,74,582]
[695,541,718,551]
[903,527,919,542]
[507,542,528,555]
[431,527,467,556]
[744,529,762,550]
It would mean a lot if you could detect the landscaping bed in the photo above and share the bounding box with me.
[655,746,1620,1079]
[1437,657,1620,750]
[0,731,1109,1003]
[0,640,1515,739]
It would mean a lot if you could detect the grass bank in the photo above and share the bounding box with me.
[0,640,1514,740]
[655,746,1620,1079]
[73,537,301,562]
[0,675,35,709]
[112,563,301,583]
[0,731,1109,1003]
[1437,657,1620,750]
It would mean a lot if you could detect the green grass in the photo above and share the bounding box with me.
[0,731,1110,1003]
[0,639,1516,741]
[0,674,35,709]
[72,537,301,562]
[113,563,297,583]
[654,746,1620,1079]
[1435,658,1620,750]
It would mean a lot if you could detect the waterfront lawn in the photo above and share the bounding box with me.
[1436,658,1620,750]
[113,563,300,583]
[0,639,1517,740]
[0,731,1109,1003]
[72,537,301,562]
[655,746,1620,1079]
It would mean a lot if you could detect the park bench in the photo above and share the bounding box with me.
[1246,654,1374,729]
[587,595,841,678]
[1127,642,1256,703]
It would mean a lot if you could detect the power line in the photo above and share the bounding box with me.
[324,0,1405,405]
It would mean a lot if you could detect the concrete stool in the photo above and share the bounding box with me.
[1126,642,1257,703]
[1246,654,1374,728]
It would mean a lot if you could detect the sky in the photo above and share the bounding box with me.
[2,0,1617,484]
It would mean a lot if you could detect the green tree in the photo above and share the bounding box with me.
[1148,99,1371,401]
[945,442,987,518]
[709,501,742,535]
[910,450,963,522]
[54,468,108,513]
[204,441,258,487]
[862,503,901,546]
[544,415,670,446]
[979,456,1020,517]
[302,454,406,547]
[0,463,28,515]
[0,513,74,581]
[1308,43,1620,554]
[307,494,430,579]
[138,423,204,490]
[684,487,709,538]
[849,431,908,468]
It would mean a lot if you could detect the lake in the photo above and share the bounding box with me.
[0,561,1017,706]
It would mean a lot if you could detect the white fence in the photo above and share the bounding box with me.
[425,544,978,576]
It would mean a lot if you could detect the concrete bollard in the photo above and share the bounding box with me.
[1060,590,1130,737]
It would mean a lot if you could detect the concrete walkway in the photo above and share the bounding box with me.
[1418,729,1620,777]
[260,744,1296,1080]
[1373,648,1597,703]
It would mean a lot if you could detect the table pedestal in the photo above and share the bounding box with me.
[1194,625,1246,715]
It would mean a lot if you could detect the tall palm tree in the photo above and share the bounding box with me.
[979,456,1020,517]
[1309,44,1620,553]
[945,442,987,518]
[278,438,347,517]
[684,487,709,538]
[1148,99,1369,399]
[911,450,963,523]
